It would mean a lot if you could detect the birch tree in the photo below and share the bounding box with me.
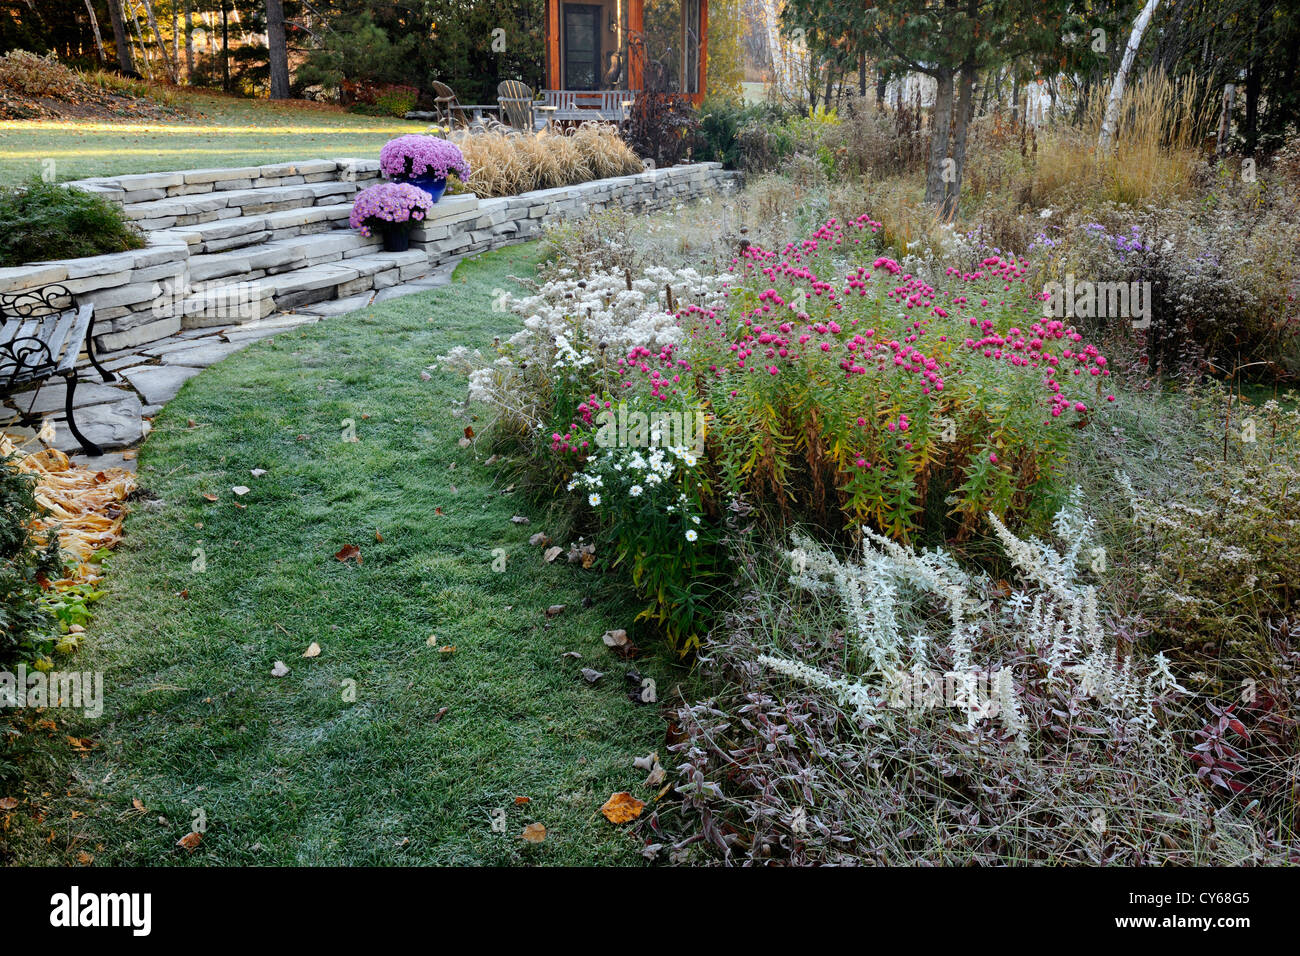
[1098,0,1162,153]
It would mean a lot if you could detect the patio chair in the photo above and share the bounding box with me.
[431,80,498,126]
[497,80,540,131]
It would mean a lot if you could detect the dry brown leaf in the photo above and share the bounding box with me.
[544,604,565,618]
[543,546,562,563]
[0,797,17,810]
[334,544,362,564]
[76,851,94,865]
[176,831,202,852]
[514,796,531,805]
[521,822,546,843]
[374,530,383,542]
[202,493,218,502]
[600,792,645,824]
[602,629,628,648]
[303,642,321,659]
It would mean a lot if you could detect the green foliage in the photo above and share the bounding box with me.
[694,96,793,170]
[296,10,417,94]
[0,178,144,267]
[0,454,60,668]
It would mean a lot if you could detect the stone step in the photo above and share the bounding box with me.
[149,203,358,254]
[179,249,430,326]
[124,180,360,230]
[188,230,383,283]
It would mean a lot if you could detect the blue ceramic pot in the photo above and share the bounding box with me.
[404,175,447,204]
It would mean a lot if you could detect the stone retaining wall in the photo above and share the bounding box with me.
[0,161,740,354]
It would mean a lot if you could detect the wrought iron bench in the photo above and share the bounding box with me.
[1,284,116,457]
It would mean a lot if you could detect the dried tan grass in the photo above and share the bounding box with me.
[451,123,641,198]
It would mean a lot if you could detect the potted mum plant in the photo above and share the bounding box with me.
[378,134,471,203]
[349,181,433,252]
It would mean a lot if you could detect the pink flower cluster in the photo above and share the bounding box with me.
[348,182,433,237]
[378,134,472,182]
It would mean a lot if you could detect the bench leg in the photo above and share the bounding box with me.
[85,313,116,383]
[63,373,103,458]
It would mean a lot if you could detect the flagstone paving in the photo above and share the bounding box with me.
[1,260,459,471]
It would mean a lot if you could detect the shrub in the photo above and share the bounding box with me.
[0,50,79,98]
[0,451,60,669]
[0,179,145,268]
[625,91,700,168]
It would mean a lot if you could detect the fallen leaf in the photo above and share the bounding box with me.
[437,645,456,654]
[602,629,628,648]
[302,642,321,658]
[231,486,250,496]
[544,604,565,618]
[334,544,362,564]
[600,792,645,824]
[543,546,563,563]
[528,532,550,547]
[457,437,471,448]
[201,493,218,502]
[464,426,475,440]
[374,530,383,542]
[514,796,531,805]
[419,371,431,381]
[426,635,439,646]
[176,831,202,852]
[432,706,449,722]
[76,851,94,865]
[132,798,145,812]
[561,651,582,659]
[580,668,604,684]
[0,797,17,810]
[250,469,268,478]
[511,515,530,525]
[521,823,546,843]
[271,660,290,677]
[641,842,664,861]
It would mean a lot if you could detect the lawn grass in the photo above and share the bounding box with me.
[0,90,426,186]
[1,242,675,866]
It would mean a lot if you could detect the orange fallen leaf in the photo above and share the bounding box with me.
[334,544,362,565]
[464,425,475,440]
[202,493,218,502]
[600,792,645,824]
[76,851,94,865]
[514,796,531,805]
[132,798,145,812]
[0,797,17,810]
[521,823,546,843]
[176,831,202,852]
[375,530,383,542]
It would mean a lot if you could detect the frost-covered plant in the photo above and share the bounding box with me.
[438,265,730,437]
[1118,391,1300,670]
[639,501,1288,865]
[761,497,1181,755]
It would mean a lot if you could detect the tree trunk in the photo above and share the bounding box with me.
[942,60,976,220]
[139,0,179,83]
[183,0,194,81]
[1216,82,1235,156]
[266,0,291,99]
[221,1,230,92]
[924,66,955,206]
[858,51,866,98]
[1098,0,1162,153]
[106,0,135,74]
[84,0,108,65]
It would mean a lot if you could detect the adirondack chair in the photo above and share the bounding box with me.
[431,80,497,126]
[497,80,539,131]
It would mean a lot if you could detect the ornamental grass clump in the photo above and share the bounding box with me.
[348,181,433,238]
[378,134,471,183]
